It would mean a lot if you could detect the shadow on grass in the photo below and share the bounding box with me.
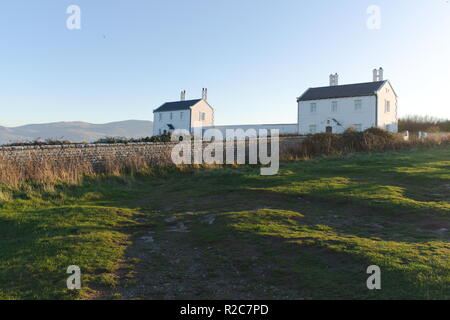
[0,206,138,300]
[114,205,449,300]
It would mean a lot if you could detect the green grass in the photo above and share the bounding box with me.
[0,147,449,299]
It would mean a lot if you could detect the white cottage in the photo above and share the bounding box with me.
[297,69,398,134]
[153,89,214,136]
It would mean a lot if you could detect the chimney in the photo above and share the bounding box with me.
[180,90,186,101]
[373,67,384,81]
[329,73,339,86]
[202,88,208,101]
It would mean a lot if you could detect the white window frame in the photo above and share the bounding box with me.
[310,103,317,113]
[331,101,338,113]
[354,100,362,112]
[385,100,391,113]
[180,112,183,120]
[199,112,206,121]
[309,125,317,134]
[159,113,162,121]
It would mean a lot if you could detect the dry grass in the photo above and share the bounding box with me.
[0,130,449,188]
[0,154,174,189]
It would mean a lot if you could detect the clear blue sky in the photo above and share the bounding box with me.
[0,0,449,127]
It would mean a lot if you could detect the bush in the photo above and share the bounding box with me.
[3,139,78,147]
[302,127,402,157]
[93,134,172,144]
[399,115,450,133]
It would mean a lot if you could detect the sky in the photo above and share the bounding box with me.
[0,0,449,127]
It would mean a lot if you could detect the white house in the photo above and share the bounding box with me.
[297,68,398,134]
[153,89,214,136]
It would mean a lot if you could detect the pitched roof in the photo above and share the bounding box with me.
[154,99,202,113]
[297,81,387,102]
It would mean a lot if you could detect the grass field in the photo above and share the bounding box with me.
[0,147,449,300]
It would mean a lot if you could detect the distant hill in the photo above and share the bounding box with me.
[0,120,153,145]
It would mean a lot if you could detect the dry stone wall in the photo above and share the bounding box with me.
[0,137,304,168]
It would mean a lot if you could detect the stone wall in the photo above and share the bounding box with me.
[0,137,304,168]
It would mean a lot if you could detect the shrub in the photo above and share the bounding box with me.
[285,127,438,159]
[3,139,77,147]
[399,115,450,133]
[93,134,172,144]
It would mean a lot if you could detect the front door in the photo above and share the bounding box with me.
[326,126,333,133]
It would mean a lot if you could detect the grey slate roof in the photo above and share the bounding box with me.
[154,99,202,112]
[298,81,387,102]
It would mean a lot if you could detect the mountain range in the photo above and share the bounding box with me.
[0,120,153,145]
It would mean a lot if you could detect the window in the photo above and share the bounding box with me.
[159,113,162,121]
[199,112,206,121]
[180,112,183,120]
[385,100,391,113]
[354,100,362,111]
[170,113,173,120]
[310,103,317,113]
[353,124,362,132]
[385,124,391,131]
[331,101,338,113]
[309,125,317,134]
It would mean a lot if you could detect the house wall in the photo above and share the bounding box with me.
[190,100,214,131]
[153,109,191,136]
[376,81,398,133]
[298,96,377,134]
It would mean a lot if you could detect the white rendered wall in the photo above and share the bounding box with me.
[376,82,399,133]
[202,123,298,139]
[298,96,377,134]
[190,100,215,130]
[153,110,191,136]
